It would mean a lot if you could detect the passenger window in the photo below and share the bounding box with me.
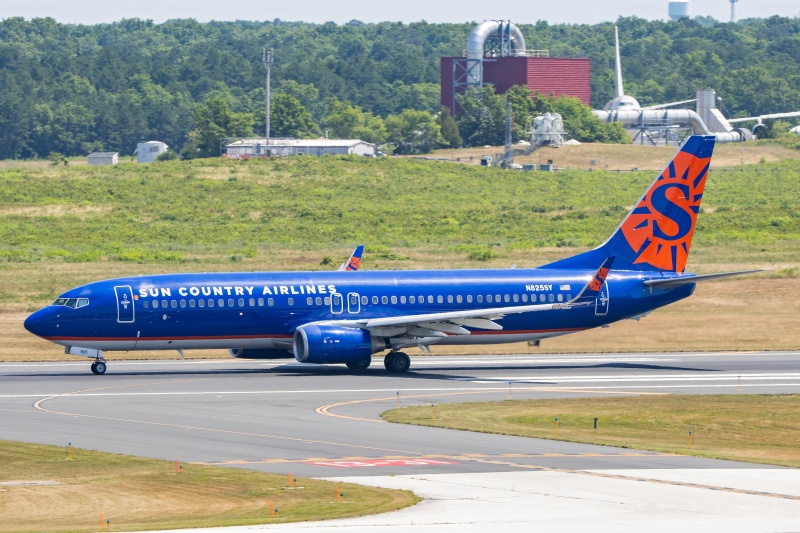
[522,294,528,303]
[258,298,264,306]
[513,294,519,303]
[189,300,195,308]
[372,296,379,304]
[504,294,510,303]
[162,300,168,308]
[400,295,407,304]
[208,299,214,307]
[361,296,368,305]
[540,294,546,302]
[237,298,244,307]
[456,295,463,303]
[288,298,294,306]
[447,295,453,304]
[268,298,274,306]
[307,297,313,305]
[477,295,483,303]
[199,299,205,308]
[382,296,388,304]
[410,296,416,304]
[467,295,473,303]
[548,294,554,302]
[496,294,501,302]
[557,294,564,302]
[435,295,441,304]
[316,297,323,305]
[324,297,330,305]
[487,295,493,303]
[180,300,186,308]
[218,299,225,307]
[171,300,177,308]
[249,298,255,306]
[143,301,150,309]
[391,296,397,304]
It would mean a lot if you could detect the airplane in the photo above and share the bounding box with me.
[338,245,364,271]
[24,135,762,375]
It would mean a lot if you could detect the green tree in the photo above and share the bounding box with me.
[183,97,254,159]
[324,100,387,144]
[437,106,462,148]
[385,109,442,154]
[455,86,505,147]
[254,93,320,139]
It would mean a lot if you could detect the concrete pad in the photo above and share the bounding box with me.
[140,469,800,532]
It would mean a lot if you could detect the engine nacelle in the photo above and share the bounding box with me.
[228,348,293,359]
[293,325,385,364]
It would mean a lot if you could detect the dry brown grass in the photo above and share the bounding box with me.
[0,441,418,532]
[422,142,800,171]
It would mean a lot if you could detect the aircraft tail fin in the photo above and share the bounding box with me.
[339,245,364,271]
[543,135,715,273]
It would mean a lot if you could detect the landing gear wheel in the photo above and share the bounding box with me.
[94,361,107,375]
[346,357,371,371]
[384,352,410,373]
[90,362,98,374]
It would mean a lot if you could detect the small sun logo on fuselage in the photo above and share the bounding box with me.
[620,151,710,273]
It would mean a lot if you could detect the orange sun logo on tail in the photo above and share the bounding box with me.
[619,150,710,272]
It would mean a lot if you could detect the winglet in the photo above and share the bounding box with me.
[338,245,364,271]
[569,256,615,306]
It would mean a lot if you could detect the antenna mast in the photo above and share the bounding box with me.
[729,0,739,23]
[263,48,274,156]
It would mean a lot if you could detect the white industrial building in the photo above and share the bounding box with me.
[87,152,119,166]
[135,141,169,163]
[224,139,376,158]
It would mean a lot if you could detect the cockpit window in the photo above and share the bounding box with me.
[51,298,90,309]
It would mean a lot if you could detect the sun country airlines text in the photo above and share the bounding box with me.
[138,284,338,298]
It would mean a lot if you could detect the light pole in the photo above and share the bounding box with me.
[263,48,273,156]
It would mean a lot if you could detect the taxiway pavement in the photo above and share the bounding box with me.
[2,351,800,530]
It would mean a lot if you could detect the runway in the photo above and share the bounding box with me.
[2,351,800,531]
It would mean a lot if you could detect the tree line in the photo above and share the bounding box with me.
[0,15,798,159]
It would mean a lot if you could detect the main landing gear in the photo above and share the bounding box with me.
[90,359,107,375]
[384,351,410,373]
[346,357,372,371]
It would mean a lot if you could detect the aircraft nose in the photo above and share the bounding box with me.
[24,307,52,338]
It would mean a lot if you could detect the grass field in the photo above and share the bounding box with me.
[382,394,800,468]
[0,143,797,360]
[0,440,418,532]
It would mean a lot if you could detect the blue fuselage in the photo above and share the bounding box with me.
[24,268,694,353]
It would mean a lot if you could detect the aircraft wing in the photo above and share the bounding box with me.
[315,257,614,341]
[643,269,766,288]
[338,245,364,271]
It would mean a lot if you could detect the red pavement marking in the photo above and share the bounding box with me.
[305,459,457,468]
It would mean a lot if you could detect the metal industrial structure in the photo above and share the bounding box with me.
[730,0,739,23]
[593,27,751,144]
[440,20,591,114]
[224,139,376,158]
[668,1,691,20]
[263,48,274,156]
[134,141,168,163]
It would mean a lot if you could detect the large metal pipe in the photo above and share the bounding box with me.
[593,109,749,143]
[465,20,526,86]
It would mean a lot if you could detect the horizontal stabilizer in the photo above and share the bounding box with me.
[643,269,766,288]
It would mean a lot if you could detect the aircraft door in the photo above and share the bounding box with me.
[114,285,136,323]
[331,293,344,314]
[347,292,360,314]
[595,281,609,316]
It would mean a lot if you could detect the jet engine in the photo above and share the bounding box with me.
[228,348,293,359]
[293,325,385,364]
